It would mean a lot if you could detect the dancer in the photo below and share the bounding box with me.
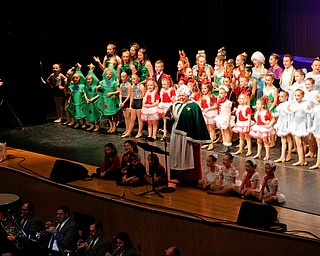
[232,93,254,156]
[273,90,293,163]
[199,80,217,151]
[288,89,311,166]
[252,160,285,204]
[197,154,221,190]
[47,63,68,123]
[157,74,176,141]
[207,153,241,195]
[214,85,234,153]
[249,98,276,160]
[309,91,320,169]
[141,77,161,141]
[83,64,102,132]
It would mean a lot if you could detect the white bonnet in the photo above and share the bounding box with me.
[177,84,192,97]
[251,51,265,64]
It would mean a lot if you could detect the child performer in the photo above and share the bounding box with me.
[252,160,285,204]
[199,80,217,151]
[47,63,68,123]
[309,91,320,169]
[83,64,102,132]
[119,70,132,135]
[145,153,166,186]
[121,71,145,139]
[262,72,279,147]
[249,98,276,160]
[96,67,121,134]
[207,153,241,195]
[214,86,234,153]
[303,77,318,159]
[66,64,86,129]
[273,90,293,163]
[232,93,254,156]
[93,143,121,179]
[197,154,221,190]
[234,157,260,198]
[141,77,161,141]
[288,89,311,166]
[118,153,146,187]
[157,74,176,141]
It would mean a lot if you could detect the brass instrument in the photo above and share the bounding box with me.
[1,212,27,250]
[0,193,26,249]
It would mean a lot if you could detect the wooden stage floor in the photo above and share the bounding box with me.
[1,147,320,242]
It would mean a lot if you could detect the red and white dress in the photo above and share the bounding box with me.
[249,110,275,139]
[141,91,161,122]
[157,87,176,117]
[232,105,254,134]
[200,95,217,125]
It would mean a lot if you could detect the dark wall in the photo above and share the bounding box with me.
[3,1,319,126]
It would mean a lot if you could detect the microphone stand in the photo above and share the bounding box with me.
[138,150,163,198]
[160,137,175,193]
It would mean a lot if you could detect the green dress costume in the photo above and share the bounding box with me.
[95,69,121,117]
[82,70,103,122]
[66,69,86,120]
[137,62,149,83]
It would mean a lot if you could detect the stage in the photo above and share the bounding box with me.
[0,146,320,255]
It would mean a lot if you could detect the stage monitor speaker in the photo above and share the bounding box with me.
[50,160,89,184]
[237,201,278,228]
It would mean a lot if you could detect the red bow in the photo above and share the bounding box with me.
[187,77,195,83]
[161,74,171,80]
[262,96,269,104]
[146,77,155,82]
[201,78,210,84]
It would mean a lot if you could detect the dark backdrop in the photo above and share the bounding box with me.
[0,1,318,126]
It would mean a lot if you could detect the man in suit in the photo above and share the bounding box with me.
[279,53,296,91]
[4,201,43,255]
[76,221,113,256]
[44,205,79,256]
[19,201,43,234]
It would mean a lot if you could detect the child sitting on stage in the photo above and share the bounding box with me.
[117,153,146,187]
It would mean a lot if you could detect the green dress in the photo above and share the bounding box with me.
[66,82,86,120]
[95,75,121,117]
[82,70,102,122]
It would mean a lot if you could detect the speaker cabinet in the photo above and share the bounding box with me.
[50,160,89,184]
[237,201,278,228]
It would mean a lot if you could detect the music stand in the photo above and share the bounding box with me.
[160,137,175,193]
[137,142,169,198]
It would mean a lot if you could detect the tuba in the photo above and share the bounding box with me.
[1,212,28,250]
